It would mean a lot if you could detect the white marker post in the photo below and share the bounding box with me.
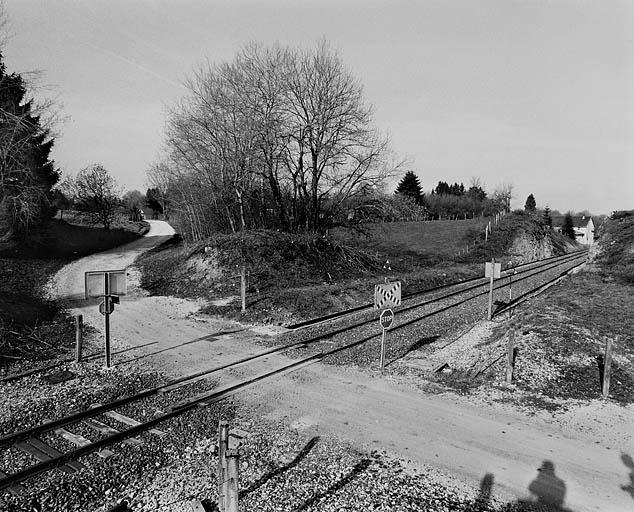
[379,309,394,374]
[485,259,501,320]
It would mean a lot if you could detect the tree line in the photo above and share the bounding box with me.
[394,171,513,220]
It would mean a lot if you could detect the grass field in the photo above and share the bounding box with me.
[331,217,491,262]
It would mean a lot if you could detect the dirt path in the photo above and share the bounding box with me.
[47,221,634,512]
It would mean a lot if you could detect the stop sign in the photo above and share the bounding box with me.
[379,308,394,330]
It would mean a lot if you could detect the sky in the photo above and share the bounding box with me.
[3,0,633,214]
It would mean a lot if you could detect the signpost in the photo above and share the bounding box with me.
[85,270,126,368]
[379,309,394,373]
[484,259,501,320]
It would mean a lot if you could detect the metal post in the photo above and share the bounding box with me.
[217,421,229,511]
[380,328,386,374]
[487,258,495,320]
[104,273,111,368]
[240,265,246,313]
[75,315,83,362]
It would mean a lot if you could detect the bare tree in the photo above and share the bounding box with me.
[492,183,513,212]
[68,164,121,229]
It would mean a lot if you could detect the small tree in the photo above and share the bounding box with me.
[542,206,552,228]
[524,194,536,212]
[71,164,121,229]
[395,171,423,204]
[562,212,576,240]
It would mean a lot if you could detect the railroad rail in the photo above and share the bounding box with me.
[0,250,587,492]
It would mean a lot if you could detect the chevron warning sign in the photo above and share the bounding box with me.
[374,281,401,310]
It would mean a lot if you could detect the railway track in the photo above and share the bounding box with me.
[0,249,588,492]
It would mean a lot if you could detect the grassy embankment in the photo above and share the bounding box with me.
[136,213,572,325]
[447,212,634,406]
[0,218,148,370]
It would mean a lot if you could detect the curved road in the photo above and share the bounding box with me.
[47,221,634,511]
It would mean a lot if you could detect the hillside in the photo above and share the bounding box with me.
[136,214,576,325]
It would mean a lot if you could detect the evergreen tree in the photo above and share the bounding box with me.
[395,171,423,204]
[524,194,536,211]
[562,212,576,240]
[0,52,59,240]
[542,206,552,228]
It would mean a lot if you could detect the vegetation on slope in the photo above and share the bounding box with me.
[594,210,634,284]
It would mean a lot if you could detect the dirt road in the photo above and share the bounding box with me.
[47,221,634,511]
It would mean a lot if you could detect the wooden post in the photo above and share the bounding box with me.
[487,258,495,320]
[225,450,240,512]
[506,329,515,383]
[602,340,611,397]
[75,315,83,362]
[240,265,246,313]
[485,225,488,241]
[217,421,229,511]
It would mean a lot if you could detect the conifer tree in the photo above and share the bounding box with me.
[524,193,536,211]
[0,52,59,240]
[395,171,423,204]
[562,212,576,240]
[542,205,552,228]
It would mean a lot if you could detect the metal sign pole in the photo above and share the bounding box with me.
[104,272,111,368]
[380,328,386,374]
[487,258,495,320]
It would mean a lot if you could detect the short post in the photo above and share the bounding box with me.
[378,309,394,374]
[225,450,240,512]
[240,265,246,313]
[506,329,515,383]
[487,258,495,320]
[75,314,83,362]
[602,337,614,399]
[217,421,229,511]
[485,225,489,241]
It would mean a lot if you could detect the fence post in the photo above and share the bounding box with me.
[75,315,83,362]
[506,329,515,383]
[487,258,495,320]
[240,265,246,313]
[602,337,614,399]
[225,450,240,512]
[218,421,229,511]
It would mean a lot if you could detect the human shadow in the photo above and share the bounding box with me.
[293,458,371,511]
[515,460,573,511]
[476,472,494,508]
[622,452,634,501]
[239,436,320,498]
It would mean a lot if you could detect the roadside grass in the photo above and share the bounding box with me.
[483,272,634,405]
[0,218,148,370]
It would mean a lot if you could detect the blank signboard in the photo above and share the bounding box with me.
[85,270,127,299]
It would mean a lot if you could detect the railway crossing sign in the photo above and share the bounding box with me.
[374,281,401,310]
[484,261,501,279]
[379,309,394,330]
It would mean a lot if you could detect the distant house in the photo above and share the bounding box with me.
[553,215,595,245]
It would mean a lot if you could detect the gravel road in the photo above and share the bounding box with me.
[31,221,634,511]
